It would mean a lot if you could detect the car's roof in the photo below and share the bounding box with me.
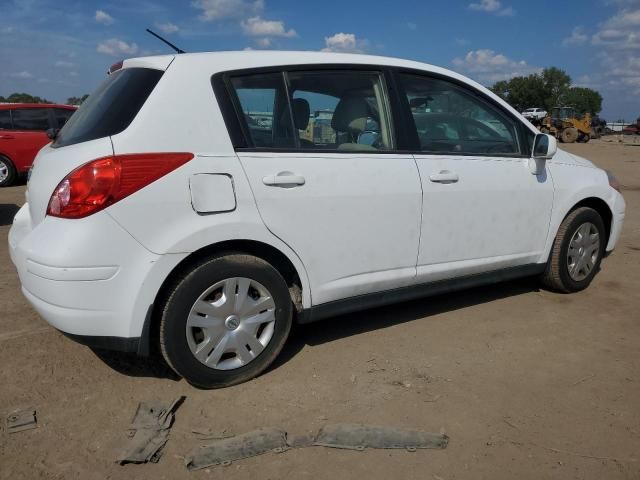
[0,103,76,110]
[125,50,474,84]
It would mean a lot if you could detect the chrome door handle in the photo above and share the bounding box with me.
[429,170,459,184]
[262,173,306,187]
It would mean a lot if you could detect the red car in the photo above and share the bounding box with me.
[0,103,77,186]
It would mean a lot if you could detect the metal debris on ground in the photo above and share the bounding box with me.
[314,424,449,451]
[6,409,37,434]
[185,424,448,470]
[117,396,185,465]
[185,427,288,471]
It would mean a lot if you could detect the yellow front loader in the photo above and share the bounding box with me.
[540,107,592,143]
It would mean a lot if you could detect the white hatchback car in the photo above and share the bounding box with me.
[9,52,625,388]
[521,107,548,121]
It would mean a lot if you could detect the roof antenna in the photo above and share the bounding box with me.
[146,28,186,54]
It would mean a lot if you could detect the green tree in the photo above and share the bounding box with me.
[490,73,546,111]
[490,67,602,114]
[66,94,89,105]
[540,67,572,111]
[562,87,603,115]
[3,92,52,104]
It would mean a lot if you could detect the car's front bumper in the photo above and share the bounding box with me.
[606,190,626,252]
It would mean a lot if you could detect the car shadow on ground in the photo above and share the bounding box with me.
[270,277,542,371]
[87,277,542,383]
[91,349,182,381]
[0,204,20,226]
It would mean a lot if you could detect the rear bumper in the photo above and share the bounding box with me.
[8,204,186,349]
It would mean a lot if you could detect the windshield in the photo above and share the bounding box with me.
[53,68,163,148]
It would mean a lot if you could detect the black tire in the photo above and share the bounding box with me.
[542,207,606,293]
[0,156,16,187]
[159,253,292,389]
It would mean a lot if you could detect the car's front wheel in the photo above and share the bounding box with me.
[543,207,606,293]
[159,254,293,388]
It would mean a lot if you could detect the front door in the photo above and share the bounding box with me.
[396,72,554,283]
[228,69,423,305]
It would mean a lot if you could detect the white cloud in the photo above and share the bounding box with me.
[256,37,271,48]
[96,38,139,56]
[563,26,588,46]
[321,32,367,53]
[192,0,264,21]
[10,71,34,79]
[157,22,179,34]
[54,60,74,68]
[95,10,114,25]
[592,8,640,49]
[591,4,640,97]
[452,49,541,84]
[468,0,514,16]
[241,16,296,37]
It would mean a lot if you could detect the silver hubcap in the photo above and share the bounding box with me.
[0,161,8,183]
[186,277,276,370]
[567,222,600,281]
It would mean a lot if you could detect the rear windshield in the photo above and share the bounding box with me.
[53,67,163,148]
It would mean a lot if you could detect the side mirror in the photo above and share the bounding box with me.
[532,133,556,159]
[529,133,556,175]
[46,128,59,140]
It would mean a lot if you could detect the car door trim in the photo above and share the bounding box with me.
[297,263,545,324]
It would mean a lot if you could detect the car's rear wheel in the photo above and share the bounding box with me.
[542,207,606,293]
[159,254,292,388]
[0,156,16,187]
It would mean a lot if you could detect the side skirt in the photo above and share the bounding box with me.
[297,263,545,324]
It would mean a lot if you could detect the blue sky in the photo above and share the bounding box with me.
[1,0,639,121]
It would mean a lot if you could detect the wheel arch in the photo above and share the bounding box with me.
[569,196,612,245]
[541,194,614,266]
[149,239,307,338]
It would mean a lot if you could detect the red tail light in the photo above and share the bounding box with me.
[47,152,193,219]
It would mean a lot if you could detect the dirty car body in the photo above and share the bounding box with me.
[8,51,626,388]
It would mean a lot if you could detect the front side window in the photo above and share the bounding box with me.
[398,74,520,155]
[286,71,393,151]
[11,108,51,131]
[230,73,295,148]
[0,110,11,129]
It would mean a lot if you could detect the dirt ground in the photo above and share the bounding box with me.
[1,141,639,480]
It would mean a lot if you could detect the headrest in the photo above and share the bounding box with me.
[291,98,310,130]
[331,97,369,133]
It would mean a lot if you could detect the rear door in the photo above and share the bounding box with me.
[395,72,554,283]
[3,107,52,173]
[225,68,422,305]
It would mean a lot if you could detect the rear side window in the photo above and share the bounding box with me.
[230,73,295,148]
[54,108,75,128]
[228,70,394,151]
[12,108,51,131]
[53,68,163,148]
[0,111,11,129]
[287,71,393,151]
